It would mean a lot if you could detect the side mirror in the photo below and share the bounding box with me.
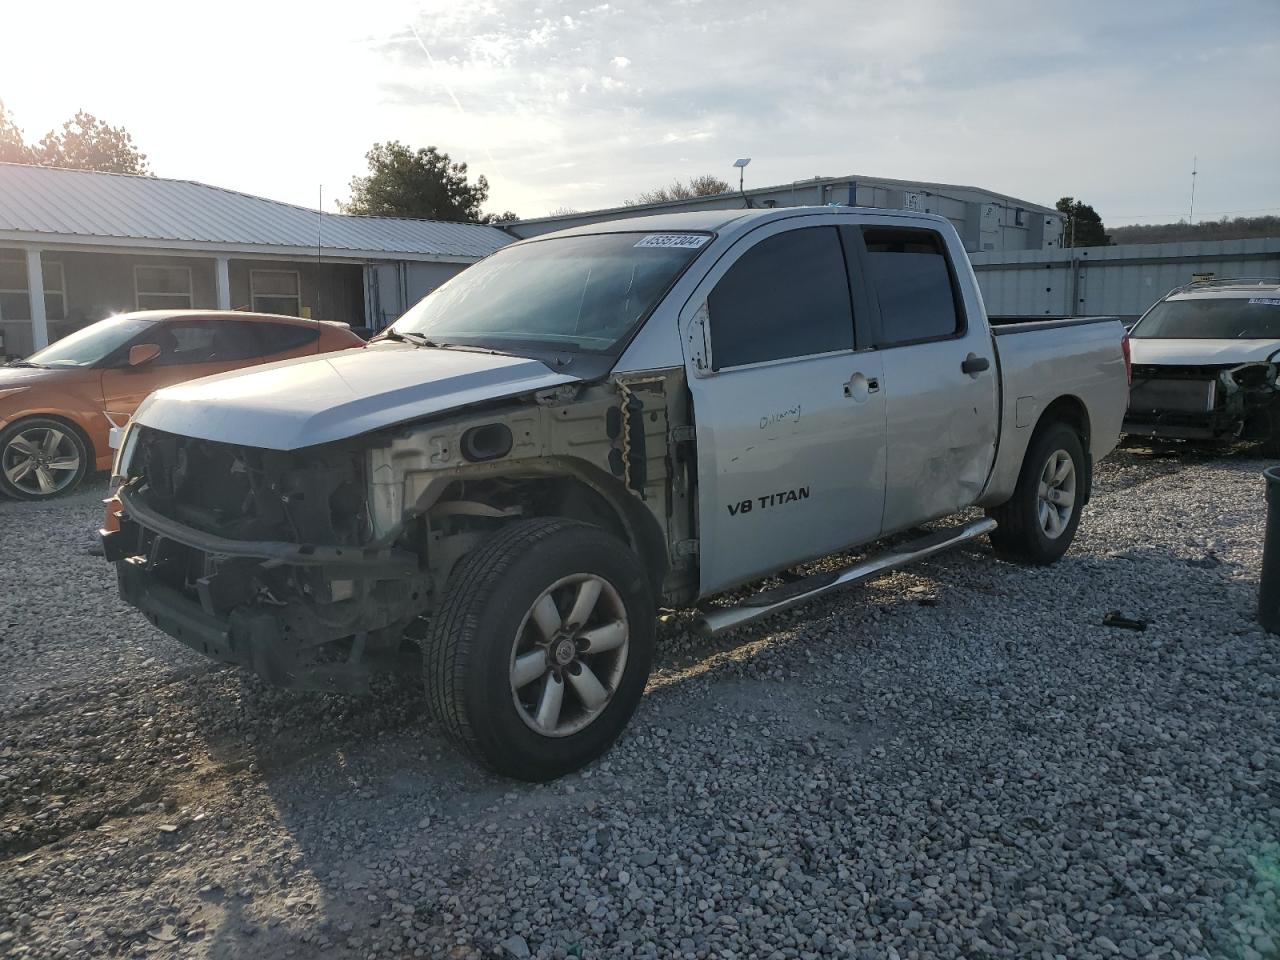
[128,343,162,367]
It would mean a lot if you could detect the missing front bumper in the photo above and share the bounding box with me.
[104,486,429,693]
[115,558,400,693]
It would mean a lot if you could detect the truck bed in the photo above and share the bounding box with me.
[979,315,1129,507]
[989,315,1123,334]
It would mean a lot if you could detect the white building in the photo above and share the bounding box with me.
[0,163,513,355]
[508,173,1065,253]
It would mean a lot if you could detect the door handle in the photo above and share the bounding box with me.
[961,354,990,376]
[843,374,881,399]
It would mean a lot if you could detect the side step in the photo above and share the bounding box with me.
[696,517,997,636]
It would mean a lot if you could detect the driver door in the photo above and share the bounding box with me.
[682,219,889,595]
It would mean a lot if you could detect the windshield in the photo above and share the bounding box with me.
[1131,296,1280,340]
[23,315,153,367]
[391,232,708,356]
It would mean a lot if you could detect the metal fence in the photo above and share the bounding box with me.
[971,237,1280,321]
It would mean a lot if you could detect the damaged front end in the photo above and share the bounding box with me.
[101,373,693,693]
[1123,361,1280,442]
[102,428,431,692]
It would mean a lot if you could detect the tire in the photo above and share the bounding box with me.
[423,517,655,781]
[986,422,1086,565]
[0,416,89,501]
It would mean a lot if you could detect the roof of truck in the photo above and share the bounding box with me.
[528,205,952,243]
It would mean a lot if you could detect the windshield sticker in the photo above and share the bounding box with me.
[1248,298,1280,306]
[634,234,710,250]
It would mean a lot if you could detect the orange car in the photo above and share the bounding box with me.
[0,310,365,500]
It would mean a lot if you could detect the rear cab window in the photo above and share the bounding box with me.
[858,226,965,347]
[708,226,855,369]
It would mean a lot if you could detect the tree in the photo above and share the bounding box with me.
[627,174,731,206]
[36,110,149,174]
[483,210,520,224]
[1109,214,1280,245]
[341,142,500,222]
[0,99,32,164]
[1056,197,1110,247]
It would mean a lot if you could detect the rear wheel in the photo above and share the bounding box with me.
[987,422,1086,565]
[423,517,655,781]
[0,417,89,500]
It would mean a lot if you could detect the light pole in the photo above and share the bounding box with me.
[733,158,751,207]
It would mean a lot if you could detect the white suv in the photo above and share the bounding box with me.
[1125,278,1280,451]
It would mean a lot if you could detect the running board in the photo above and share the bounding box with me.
[696,517,997,636]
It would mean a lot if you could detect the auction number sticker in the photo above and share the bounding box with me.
[1248,298,1280,306]
[634,234,710,249]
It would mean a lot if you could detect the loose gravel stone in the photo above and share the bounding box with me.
[0,448,1277,959]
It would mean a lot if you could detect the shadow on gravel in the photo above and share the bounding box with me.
[153,544,957,955]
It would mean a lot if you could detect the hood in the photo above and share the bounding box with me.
[1128,338,1280,367]
[132,343,580,450]
[0,364,92,388]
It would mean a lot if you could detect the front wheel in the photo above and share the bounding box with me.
[423,517,655,781]
[0,417,89,501]
[987,422,1086,565]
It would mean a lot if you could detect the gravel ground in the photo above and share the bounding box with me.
[1,449,1277,960]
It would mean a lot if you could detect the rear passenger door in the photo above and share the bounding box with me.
[852,223,999,533]
[683,218,888,595]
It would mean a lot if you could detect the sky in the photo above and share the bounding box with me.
[3,0,1277,225]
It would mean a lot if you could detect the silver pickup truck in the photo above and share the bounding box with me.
[102,207,1129,780]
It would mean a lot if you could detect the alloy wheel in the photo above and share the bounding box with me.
[2,426,81,497]
[509,573,630,738]
[1037,449,1076,539]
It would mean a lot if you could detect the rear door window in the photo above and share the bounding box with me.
[861,227,964,346]
[256,322,319,354]
[708,226,854,369]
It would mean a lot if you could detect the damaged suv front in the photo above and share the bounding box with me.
[1124,280,1280,448]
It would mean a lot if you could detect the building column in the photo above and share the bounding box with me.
[214,256,231,309]
[25,248,48,350]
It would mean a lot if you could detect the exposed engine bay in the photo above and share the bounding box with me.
[1124,360,1280,442]
[102,374,694,691]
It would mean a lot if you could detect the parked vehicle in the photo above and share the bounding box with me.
[0,310,364,500]
[101,208,1130,780]
[1124,278,1280,450]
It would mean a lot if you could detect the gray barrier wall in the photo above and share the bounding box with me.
[971,237,1280,321]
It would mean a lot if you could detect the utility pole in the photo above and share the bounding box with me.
[1189,156,1197,224]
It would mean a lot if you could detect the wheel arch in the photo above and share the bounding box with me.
[533,462,670,597]
[1031,395,1092,503]
[428,457,670,598]
[2,410,98,463]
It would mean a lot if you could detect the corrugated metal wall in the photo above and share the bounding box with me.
[971,238,1280,320]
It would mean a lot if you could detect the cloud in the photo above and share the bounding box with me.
[4,0,1275,222]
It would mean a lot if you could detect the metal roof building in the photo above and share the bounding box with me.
[0,163,513,354]
[509,172,1066,254]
